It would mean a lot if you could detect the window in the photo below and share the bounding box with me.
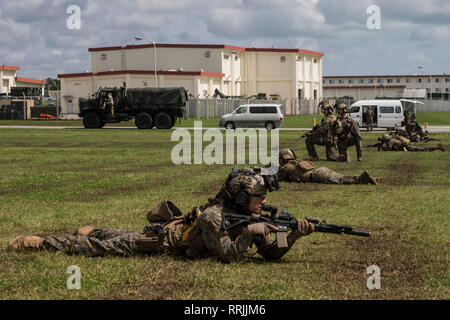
[387,79,393,83]
[377,79,383,83]
[339,79,344,84]
[405,79,412,83]
[368,79,374,84]
[224,55,229,60]
[280,56,286,62]
[446,88,450,93]
[313,59,318,63]
[235,106,247,114]
[426,88,431,93]
[204,51,211,58]
[249,106,277,114]
[446,78,450,83]
[396,106,402,113]
[348,79,354,84]
[435,88,441,93]
[426,78,431,83]
[417,78,422,83]
[358,79,364,84]
[329,79,335,84]
[380,107,395,113]
[101,53,107,60]
[349,106,360,113]
[435,78,441,83]
[396,79,401,83]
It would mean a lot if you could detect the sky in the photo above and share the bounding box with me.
[0,0,449,80]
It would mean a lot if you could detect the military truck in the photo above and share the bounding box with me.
[78,86,188,129]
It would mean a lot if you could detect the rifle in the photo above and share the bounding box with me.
[296,124,319,141]
[222,205,370,247]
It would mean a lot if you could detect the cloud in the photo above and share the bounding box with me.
[0,0,448,78]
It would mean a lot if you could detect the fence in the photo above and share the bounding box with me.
[185,98,323,118]
[0,105,24,120]
[416,100,450,113]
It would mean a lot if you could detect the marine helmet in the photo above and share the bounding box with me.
[279,148,297,162]
[336,103,349,114]
[381,133,391,142]
[225,167,279,206]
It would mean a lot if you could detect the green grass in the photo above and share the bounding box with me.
[0,111,449,128]
[0,128,449,299]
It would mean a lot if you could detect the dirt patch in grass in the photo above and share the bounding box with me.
[385,153,425,186]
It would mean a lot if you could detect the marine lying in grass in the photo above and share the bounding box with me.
[9,167,317,262]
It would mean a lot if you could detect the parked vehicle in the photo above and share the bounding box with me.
[78,86,188,129]
[349,99,422,130]
[219,104,283,129]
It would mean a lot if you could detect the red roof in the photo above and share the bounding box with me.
[58,70,224,78]
[87,43,324,56]
[1,65,20,71]
[15,77,46,85]
[89,43,246,52]
[245,48,324,56]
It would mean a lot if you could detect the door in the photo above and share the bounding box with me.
[233,106,248,127]
[394,106,403,127]
[349,105,362,126]
[249,106,265,127]
[378,105,396,128]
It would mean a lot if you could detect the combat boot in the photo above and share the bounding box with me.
[436,143,445,152]
[74,225,94,236]
[357,156,363,161]
[356,170,377,185]
[8,236,44,251]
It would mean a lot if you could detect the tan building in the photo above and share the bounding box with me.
[323,74,450,100]
[58,43,324,117]
[0,64,46,95]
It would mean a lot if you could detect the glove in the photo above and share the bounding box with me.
[292,219,314,237]
[247,223,278,237]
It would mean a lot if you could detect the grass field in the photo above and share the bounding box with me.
[0,126,449,300]
[1,111,449,128]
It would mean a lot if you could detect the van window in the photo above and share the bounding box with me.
[349,106,360,113]
[395,106,402,113]
[250,106,278,114]
[236,107,247,114]
[380,107,395,113]
[250,106,264,114]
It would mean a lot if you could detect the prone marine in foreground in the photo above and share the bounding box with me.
[8,168,314,262]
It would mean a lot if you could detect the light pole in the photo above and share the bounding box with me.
[135,37,157,87]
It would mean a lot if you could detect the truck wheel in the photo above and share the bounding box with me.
[264,121,275,130]
[225,121,235,130]
[155,113,172,129]
[83,112,102,128]
[135,112,153,129]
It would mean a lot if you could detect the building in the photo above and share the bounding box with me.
[323,74,450,100]
[0,64,46,96]
[58,43,324,117]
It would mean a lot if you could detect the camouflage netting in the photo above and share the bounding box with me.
[126,87,188,106]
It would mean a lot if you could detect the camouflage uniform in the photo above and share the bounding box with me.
[11,169,311,262]
[377,134,443,152]
[336,104,363,162]
[366,108,374,131]
[277,149,378,185]
[305,104,338,161]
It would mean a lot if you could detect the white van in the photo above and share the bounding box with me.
[219,104,284,129]
[349,100,404,130]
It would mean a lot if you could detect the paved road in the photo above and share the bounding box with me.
[1,125,450,132]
